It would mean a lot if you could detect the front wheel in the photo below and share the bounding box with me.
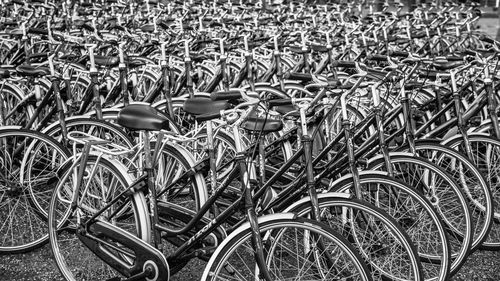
[0,128,70,253]
[330,172,451,281]
[201,214,373,281]
[285,194,423,281]
[445,135,500,249]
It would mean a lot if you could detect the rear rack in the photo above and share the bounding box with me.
[68,130,133,156]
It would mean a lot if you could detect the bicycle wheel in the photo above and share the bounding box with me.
[330,171,451,281]
[397,141,493,252]
[368,153,472,275]
[0,127,70,253]
[48,155,151,281]
[202,214,373,281]
[285,193,423,281]
[0,82,34,127]
[445,134,500,249]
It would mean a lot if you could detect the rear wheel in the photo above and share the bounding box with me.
[48,155,150,281]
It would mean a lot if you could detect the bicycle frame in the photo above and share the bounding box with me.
[68,110,276,279]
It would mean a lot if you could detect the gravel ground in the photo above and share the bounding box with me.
[1,243,500,280]
[0,243,206,281]
[451,250,500,281]
[477,15,499,39]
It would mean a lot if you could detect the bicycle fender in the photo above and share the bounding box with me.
[283,192,352,213]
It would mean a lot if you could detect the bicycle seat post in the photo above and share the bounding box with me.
[483,64,500,139]
[142,129,162,250]
[297,102,321,221]
[218,38,230,91]
[341,66,367,200]
[0,70,8,126]
[273,35,286,92]
[48,53,69,146]
[371,84,394,177]
[205,115,217,193]
[300,31,310,73]
[229,106,274,281]
[183,39,195,98]
[399,76,417,154]
[118,42,129,106]
[242,35,256,92]
[86,43,103,120]
[160,42,174,119]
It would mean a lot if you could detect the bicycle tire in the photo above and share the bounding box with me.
[0,127,70,253]
[330,171,451,281]
[285,193,423,281]
[368,152,472,275]
[444,134,500,250]
[48,155,151,281]
[0,82,35,127]
[201,213,373,281]
[397,141,493,252]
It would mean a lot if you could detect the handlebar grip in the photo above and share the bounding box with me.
[331,60,356,68]
[210,90,242,101]
[195,111,222,122]
[253,36,271,42]
[410,32,426,39]
[209,21,223,28]
[366,54,388,61]
[284,72,313,81]
[81,23,95,32]
[268,99,293,107]
[28,52,49,60]
[28,27,49,35]
[327,79,342,87]
[389,51,409,58]
[306,79,341,91]
[462,49,477,56]
[446,56,463,61]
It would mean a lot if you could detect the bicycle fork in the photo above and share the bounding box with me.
[450,70,475,160]
[299,107,321,221]
[232,123,273,281]
[484,67,500,140]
